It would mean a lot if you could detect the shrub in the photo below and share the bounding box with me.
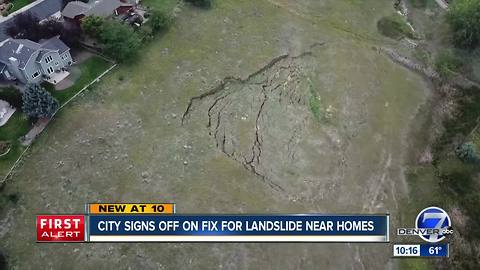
[435,50,463,78]
[184,0,212,8]
[139,24,154,42]
[456,142,480,163]
[0,86,22,109]
[447,0,480,49]
[148,10,173,32]
[22,84,59,119]
[377,14,415,40]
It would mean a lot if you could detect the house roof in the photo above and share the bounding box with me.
[0,39,40,69]
[62,0,133,19]
[0,36,69,69]
[62,1,91,19]
[27,0,63,20]
[41,35,69,54]
[87,0,126,17]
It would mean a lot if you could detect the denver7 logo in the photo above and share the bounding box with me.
[415,207,452,243]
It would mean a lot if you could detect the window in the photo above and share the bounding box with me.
[47,67,54,74]
[31,70,40,79]
[45,55,53,64]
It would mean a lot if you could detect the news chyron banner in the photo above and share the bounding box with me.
[37,203,389,243]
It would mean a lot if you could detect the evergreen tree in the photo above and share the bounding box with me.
[22,84,59,119]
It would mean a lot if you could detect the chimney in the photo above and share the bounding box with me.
[8,57,19,67]
[15,44,23,54]
[8,56,27,83]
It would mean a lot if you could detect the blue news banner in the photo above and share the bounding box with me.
[87,215,389,242]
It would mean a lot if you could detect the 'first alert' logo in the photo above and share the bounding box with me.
[397,206,453,243]
[37,215,85,242]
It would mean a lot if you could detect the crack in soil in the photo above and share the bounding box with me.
[182,54,290,124]
[182,44,325,192]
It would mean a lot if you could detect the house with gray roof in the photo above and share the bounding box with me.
[0,35,73,85]
[62,0,135,22]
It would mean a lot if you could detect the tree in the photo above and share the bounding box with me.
[447,0,480,49]
[5,12,41,41]
[5,13,75,46]
[60,21,82,47]
[38,18,64,39]
[99,20,142,62]
[22,84,59,119]
[81,15,105,38]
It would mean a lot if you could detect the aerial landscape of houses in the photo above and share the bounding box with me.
[0,0,145,102]
[0,36,72,84]
[0,0,128,159]
[0,0,158,164]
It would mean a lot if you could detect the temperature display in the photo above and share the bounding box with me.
[393,244,449,257]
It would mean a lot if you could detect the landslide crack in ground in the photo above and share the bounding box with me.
[182,43,325,192]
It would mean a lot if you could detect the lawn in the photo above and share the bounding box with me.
[44,56,113,105]
[0,56,112,179]
[143,0,179,12]
[10,0,32,13]
[0,112,31,179]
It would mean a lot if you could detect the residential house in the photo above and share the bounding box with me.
[62,0,136,23]
[0,35,73,85]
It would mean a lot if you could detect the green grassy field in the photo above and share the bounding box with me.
[143,0,179,12]
[10,0,31,13]
[0,56,111,179]
[0,112,31,179]
[44,56,113,105]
